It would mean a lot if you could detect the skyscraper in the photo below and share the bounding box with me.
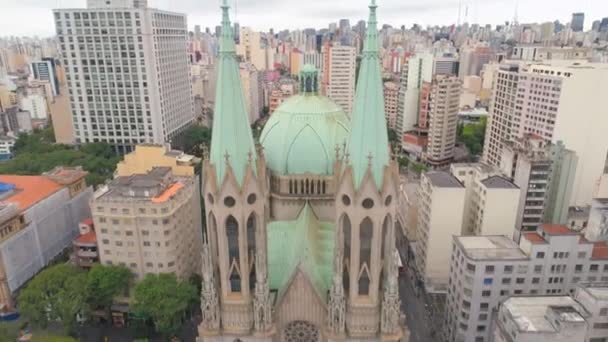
[30,58,59,96]
[321,43,356,114]
[53,0,194,152]
[571,12,585,32]
[424,75,461,167]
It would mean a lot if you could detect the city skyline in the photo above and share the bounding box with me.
[1,0,607,37]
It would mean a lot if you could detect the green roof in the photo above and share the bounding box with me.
[267,203,335,301]
[260,94,350,175]
[209,0,256,187]
[347,0,390,189]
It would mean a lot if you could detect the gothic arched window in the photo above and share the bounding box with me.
[226,215,240,292]
[359,217,373,268]
[381,215,391,262]
[342,214,351,291]
[247,213,256,290]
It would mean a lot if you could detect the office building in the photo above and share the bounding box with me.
[383,81,399,130]
[493,296,588,342]
[239,62,262,124]
[482,61,608,207]
[321,43,356,114]
[92,146,202,280]
[458,46,492,80]
[53,0,194,152]
[0,167,92,311]
[445,224,608,342]
[572,12,585,32]
[434,55,459,76]
[236,27,269,71]
[30,58,59,96]
[416,171,465,292]
[424,75,461,167]
[396,52,433,143]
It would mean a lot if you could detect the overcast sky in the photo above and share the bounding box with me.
[1,0,607,37]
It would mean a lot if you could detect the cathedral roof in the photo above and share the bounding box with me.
[209,0,257,187]
[347,0,390,189]
[267,203,335,301]
[260,69,350,176]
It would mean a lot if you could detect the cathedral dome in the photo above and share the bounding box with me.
[260,66,350,176]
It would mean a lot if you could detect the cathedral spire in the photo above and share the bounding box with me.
[347,0,389,190]
[209,0,257,187]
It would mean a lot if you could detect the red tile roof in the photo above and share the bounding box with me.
[540,224,576,235]
[523,233,547,244]
[81,218,94,226]
[0,175,63,210]
[592,241,608,260]
[151,182,184,203]
[74,231,97,245]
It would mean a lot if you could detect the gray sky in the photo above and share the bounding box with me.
[1,0,607,37]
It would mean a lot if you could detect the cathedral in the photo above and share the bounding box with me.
[198,0,410,341]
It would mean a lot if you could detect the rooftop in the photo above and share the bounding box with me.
[579,285,608,301]
[502,296,586,333]
[522,233,547,244]
[592,241,608,260]
[457,235,528,260]
[425,171,463,188]
[0,175,63,210]
[481,175,518,189]
[74,230,96,245]
[43,166,88,185]
[541,224,578,235]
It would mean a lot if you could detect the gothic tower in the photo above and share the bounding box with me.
[329,0,405,340]
[199,0,272,339]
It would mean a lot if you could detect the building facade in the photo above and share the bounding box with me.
[322,44,356,115]
[53,0,194,152]
[424,75,461,167]
[197,1,409,341]
[383,81,399,130]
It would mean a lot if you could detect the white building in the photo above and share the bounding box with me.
[0,135,15,159]
[396,52,433,142]
[322,44,356,114]
[445,224,608,342]
[450,163,520,238]
[425,75,461,167]
[416,171,465,292]
[19,93,48,120]
[482,61,608,207]
[493,296,588,342]
[574,284,608,342]
[53,0,194,153]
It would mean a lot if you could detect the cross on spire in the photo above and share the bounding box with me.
[367,152,373,166]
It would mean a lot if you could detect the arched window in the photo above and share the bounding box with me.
[317,180,321,194]
[226,216,240,292]
[342,215,351,291]
[300,180,304,194]
[359,217,373,296]
[322,181,326,194]
[289,180,293,194]
[208,213,218,260]
[381,215,391,262]
[306,179,310,194]
[247,214,256,290]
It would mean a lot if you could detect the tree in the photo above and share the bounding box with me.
[18,264,88,334]
[457,117,486,156]
[85,265,132,312]
[132,274,197,337]
[178,125,212,156]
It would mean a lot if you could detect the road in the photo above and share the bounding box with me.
[399,269,437,342]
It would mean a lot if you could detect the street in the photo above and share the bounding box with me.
[399,270,438,342]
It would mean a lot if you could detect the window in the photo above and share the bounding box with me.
[342,215,351,291]
[476,325,486,332]
[359,217,373,295]
[502,278,511,285]
[143,241,150,246]
[575,264,584,272]
[503,265,513,273]
[500,290,509,296]
[600,308,608,316]
[247,214,256,290]
[485,265,495,274]
[516,278,525,284]
[102,239,109,244]
[126,231,133,236]
[578,251,586,258]
[480,303,489,311]
[591,264,599,272]
[483,278,493,285]
[482,290,491,297]
[142,230,149,236]
[467,263,476,272]
[534,265,542,273]
[478,313,488,321]
[536,252,545,258]
[532,277,540,284]
[593,323,608,329]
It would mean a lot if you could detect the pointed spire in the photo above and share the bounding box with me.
[209,0,257,187]
[347,0,390,189]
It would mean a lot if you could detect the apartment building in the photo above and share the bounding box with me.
[450,163,519,238]
[424,75,461,167]
[93,144,201,280]
[383,81,399,130]
[445,224,608,342]
[30,58,59,96]
[239,62,262,124]
[53,0,194,152]
[493,296,588,342]
[0,167,92,311]
[322,44,356,114]
[416,171,465,292]
[574,284,608,342]
[482,61,608,207]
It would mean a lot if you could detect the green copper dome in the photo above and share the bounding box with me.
[260,94,350,176]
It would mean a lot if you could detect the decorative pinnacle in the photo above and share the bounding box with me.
[367,152,373,166]
[224,150,230,165]
[335,144,341,159]
[247,150,253,164]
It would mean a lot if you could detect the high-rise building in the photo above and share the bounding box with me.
[239,62,262,124]
[383,81,399,130]
[236,27,269,71]
[416,171,465,292]
[445,224,608,342]
[198,1,409,340]
[92,144,202,280]
[571,12,585,32]
[30,58,59,96]
[19,94,48,120]
[396,52,433,145]
[53,0,194,152]
[424,75,461,167]
[321,43,356,114]
[458,46,492,80]
[433,55,459,76]
[482,61,608,207]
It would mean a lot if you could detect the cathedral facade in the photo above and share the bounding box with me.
[198,1,409,341]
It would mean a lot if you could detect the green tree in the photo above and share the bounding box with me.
[457,117,487,156]
[178,125,212,156]
[132,274,197,337]
[85,265,132,312]
[17,264,88,334]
